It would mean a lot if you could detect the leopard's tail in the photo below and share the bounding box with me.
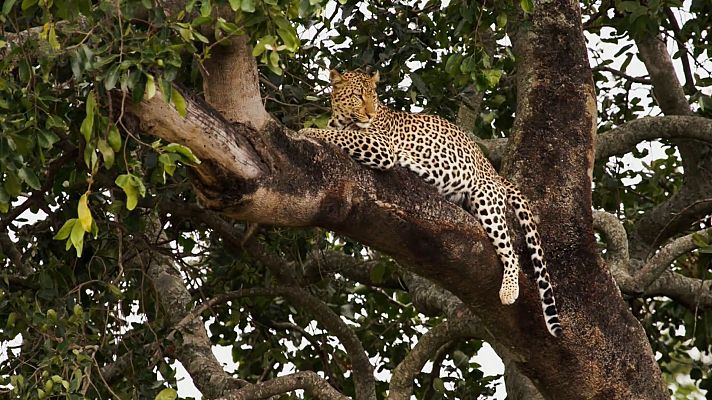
[501,178,562,337]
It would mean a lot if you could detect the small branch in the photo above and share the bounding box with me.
[663,8,695,93]
[0,231,27,274]
[592,210,630,281]
[402,272,474,320]
[643,270,712,309]
[592,66,651,85]
[268,321,339,388]
[634,229,704,291]
[388,318,479,400]
[220,371,349,400]
[596,116,712,159]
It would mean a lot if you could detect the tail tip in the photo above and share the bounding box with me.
[549,325,563,337]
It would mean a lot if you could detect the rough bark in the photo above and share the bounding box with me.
[201,35,271,129]
[503,1,668,398]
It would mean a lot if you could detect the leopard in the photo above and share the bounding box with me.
[299,69,562,337]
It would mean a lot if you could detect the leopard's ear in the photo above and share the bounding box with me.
[330,69,344,85]
[371,70,380,84]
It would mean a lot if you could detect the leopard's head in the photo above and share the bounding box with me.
[329,70,379,129]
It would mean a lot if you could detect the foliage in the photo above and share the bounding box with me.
[0,0,711,398]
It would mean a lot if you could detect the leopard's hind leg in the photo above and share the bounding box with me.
[468,183,520,305]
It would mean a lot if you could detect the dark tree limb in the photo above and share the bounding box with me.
[592,65,652,84]
[663,7,696,93]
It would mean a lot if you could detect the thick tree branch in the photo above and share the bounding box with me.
[201,35,271,129]
[596,115,712,159]
[220,371,348,400]
[121,91,268,186]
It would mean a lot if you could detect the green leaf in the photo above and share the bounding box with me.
[70,217,85,257]
[228,0,240,11]
[104,64,120,90]
[38,131,60,149]
[53,219,77,240]
[21,0,37,11]
[145,74,156,99]
[520,0,534,13]
[97,138,115,169]
[370,263,386,284]
[163,143,201,164]
[18,167,41,190]
[3,171,22,197]
[78,193,93,232]
[241,0,255,12]
[81,92,96,143]
[482,69,503,88]
[171,87,187,117]
[433,377,446,393]
[108,125,122,151]
[252,36,274,57]
[496,13,507,28]
[48,24,60,50]
[267,51,282,75]
[159,153,177,176]
[2,0,17,15]
[199,0,211,17]
[155,388,177,400]
[692,232,709,248]
[115,174,144,210]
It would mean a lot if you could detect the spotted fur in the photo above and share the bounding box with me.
[300,70,562,337]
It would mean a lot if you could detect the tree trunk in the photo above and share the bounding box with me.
[502,1,667,398]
